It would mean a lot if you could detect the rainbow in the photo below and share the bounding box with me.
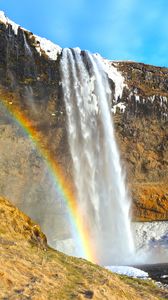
[0,99,97,263]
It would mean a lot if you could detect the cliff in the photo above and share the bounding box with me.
[0,196,167,299]
[0,11,167,225]
[114,61,168,220]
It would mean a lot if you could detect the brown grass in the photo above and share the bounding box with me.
[0,197,167,299]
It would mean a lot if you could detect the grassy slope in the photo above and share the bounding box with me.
[0,197,167,299]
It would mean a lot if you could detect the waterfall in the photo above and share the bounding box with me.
[24,86,37,113]
[23,32,32,57]
[60,48,135,265]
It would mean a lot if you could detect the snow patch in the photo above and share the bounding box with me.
[112,102,126,114]
[0,11,61,60]
[106,266,149,279]
[0,11,19,35]
[135,95,140,102]
[34,35,61,60]
[94,54,126,102]
[148,95,155,103]
[163,96,167,103]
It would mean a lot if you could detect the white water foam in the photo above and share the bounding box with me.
[60,48,135,265]
[133,221,168,264]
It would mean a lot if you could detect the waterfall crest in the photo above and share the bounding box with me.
[60,48,135,265]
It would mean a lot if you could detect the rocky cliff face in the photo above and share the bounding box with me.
[113,62,168,220]
[0,11,167,227]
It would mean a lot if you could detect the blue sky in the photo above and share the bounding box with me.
[1,0,168,66]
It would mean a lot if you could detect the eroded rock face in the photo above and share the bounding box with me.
[113,62,168,220]
[0,12,167,223]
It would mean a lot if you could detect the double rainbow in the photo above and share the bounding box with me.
[0,99,97,263]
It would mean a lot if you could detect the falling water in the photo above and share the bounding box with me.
[23,32,32,57]
[60,48,135,265]
[24,86,37,113]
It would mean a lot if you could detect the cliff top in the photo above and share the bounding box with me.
[0,10,61,60]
